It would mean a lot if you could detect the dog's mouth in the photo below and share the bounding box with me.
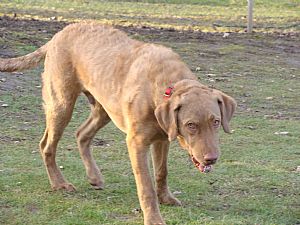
[191,155,212,173]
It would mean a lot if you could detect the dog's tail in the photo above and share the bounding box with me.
[0,43,48,72]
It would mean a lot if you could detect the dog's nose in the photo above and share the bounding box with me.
[204,153,218,165]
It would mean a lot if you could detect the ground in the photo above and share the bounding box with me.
[0,2,300,225]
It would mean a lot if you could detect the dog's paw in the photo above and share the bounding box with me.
[144,215,166,225]
[158,193,182,206]
[88,177,104,190]
[145,222,166,225]
[90,182,104,190]
[52,183,76,192]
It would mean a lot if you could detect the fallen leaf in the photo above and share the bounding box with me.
[173,191,182,195]
[274,131,289,135]
[223,33,230,38]
[206,73,216,77]
[206,78,215,83]
[132,208,142,214]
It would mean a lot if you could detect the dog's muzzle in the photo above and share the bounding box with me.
[191,155,212,173]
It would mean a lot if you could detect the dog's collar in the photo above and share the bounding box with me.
[163,85,174,100]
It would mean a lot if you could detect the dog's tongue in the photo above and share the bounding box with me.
[191,155,212,173]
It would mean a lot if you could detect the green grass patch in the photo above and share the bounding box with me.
[0,0,299,32]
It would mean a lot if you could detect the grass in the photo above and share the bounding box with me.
[0,0,299,32]
[0,1,300,225]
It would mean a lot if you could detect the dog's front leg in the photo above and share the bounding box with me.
[126,135,166,225]
[152,140,182,206]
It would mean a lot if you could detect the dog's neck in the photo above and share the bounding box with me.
[155,78,207,106]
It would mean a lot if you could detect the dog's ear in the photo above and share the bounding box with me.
[215,90,237,133]
[155,99,181,142]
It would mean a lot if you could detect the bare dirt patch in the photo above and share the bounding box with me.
[1,16,299,119]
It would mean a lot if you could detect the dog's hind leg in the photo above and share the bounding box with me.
[76,92,111,190]
[152,140,182,206]
[39,72,80,191]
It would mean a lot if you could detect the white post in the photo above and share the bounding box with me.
[247,0,254,33]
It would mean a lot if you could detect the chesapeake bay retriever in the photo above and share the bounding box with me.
[0,23,236,225]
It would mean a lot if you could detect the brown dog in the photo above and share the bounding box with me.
[0,23,236,225]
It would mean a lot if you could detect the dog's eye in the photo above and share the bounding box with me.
[213,119,221,128]
[187,122,197,131]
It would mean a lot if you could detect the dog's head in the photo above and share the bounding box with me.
[155,80,236,173]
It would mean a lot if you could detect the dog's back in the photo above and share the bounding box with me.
[0,23,138,73]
